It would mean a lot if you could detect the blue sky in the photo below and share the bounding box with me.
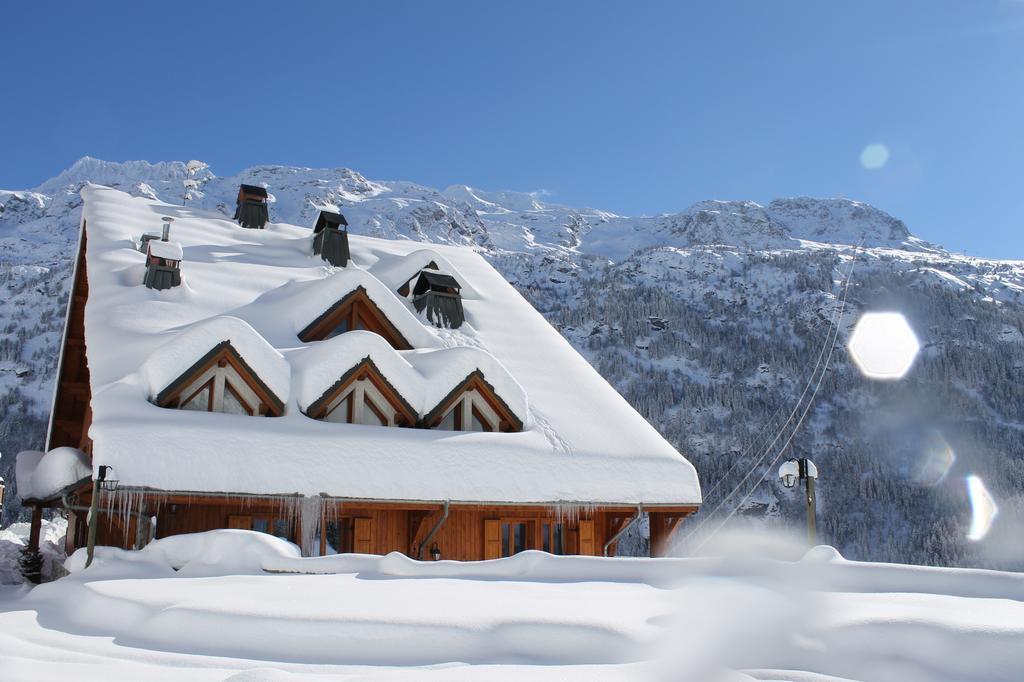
[2,1,1023,257]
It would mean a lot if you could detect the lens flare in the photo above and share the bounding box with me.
[847,312,920,380]
[860,144,890,170]
[966,475,998,541]
[913,431,956,487]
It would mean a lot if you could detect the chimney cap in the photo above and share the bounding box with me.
[162,216,174,223]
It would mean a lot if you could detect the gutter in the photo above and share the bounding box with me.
[603,505,643,557]
[99,486,699,510]
[415,500,450,560]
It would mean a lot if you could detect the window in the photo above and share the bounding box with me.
[434,389,499,432]
[174,362,259,416]
[543,522,565,555]
[227,514,294,541]
[298,288,412,350]
[323,378,400,427]
[320,518,355,555]
[502,522,531,556]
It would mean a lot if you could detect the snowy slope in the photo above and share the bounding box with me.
[2,158,1023,568]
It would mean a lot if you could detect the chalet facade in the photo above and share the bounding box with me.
[24,184,701,570]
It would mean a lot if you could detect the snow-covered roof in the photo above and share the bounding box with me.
[16,448,91,502]
[141,316,290,405]
[147,239,183,261]
[370,248,477,298]
[290,331,527,420]
[78,184,700,506]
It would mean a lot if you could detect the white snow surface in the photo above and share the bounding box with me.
[290,331,527,419]
[14,448,90,501]
[146,239,183,261]
[80,185,700,505]
[141,316,291,403]
[2,529,1024,681]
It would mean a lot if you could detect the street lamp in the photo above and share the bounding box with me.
[85,465,117,569]
[779,457,818,545]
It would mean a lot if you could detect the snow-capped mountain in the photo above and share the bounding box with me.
[2,158,1022,568]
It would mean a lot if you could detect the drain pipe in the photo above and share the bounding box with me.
[416,500,449,560]
[603,505,643,557]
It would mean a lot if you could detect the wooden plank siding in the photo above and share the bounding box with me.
[64,490,697,560]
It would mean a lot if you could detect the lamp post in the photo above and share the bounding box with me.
[85,465,118,569]
[779,458,818,545]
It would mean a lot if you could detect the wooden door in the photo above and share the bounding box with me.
[353,517,375,554]
[578,519,596,556]
[483,520,502,560]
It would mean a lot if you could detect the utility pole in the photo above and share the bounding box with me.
[779,458,818,545]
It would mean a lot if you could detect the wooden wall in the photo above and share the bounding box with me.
[48,222,92,453]
[69,493,696,560]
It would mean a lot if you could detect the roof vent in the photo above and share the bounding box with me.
[144,217,182,290]
[412,270,464,329]
[234,184,269,229]
[312,210,350,267]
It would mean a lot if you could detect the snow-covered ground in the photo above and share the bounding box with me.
[1,529,1023,681]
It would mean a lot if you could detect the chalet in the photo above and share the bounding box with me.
[21,183,701,573]
[234,183,269,229]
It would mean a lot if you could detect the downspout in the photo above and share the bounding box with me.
[415,500,449,560]
[603,504,643,557]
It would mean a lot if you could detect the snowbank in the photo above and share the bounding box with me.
[3,530,1024,680]
[0,517,67,584]
[15,448,90,501]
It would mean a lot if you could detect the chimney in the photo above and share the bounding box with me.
[162,216,173,242]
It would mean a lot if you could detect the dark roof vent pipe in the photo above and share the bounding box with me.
[161,216,173,242]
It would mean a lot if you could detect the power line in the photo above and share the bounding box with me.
[680,245,861,551]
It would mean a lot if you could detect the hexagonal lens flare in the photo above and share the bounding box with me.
[847,312,920,380]
[966,475,998,541]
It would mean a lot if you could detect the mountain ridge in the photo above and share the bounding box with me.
[1,157,1022,569]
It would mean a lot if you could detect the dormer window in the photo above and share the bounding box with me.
[324,378,398,426]
[435,389,500,432]
[305,358,417,428]
[425,371,523,433]
[154,341,284,417]
[298,286,412,350]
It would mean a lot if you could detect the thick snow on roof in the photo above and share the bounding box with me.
[228,268,440,348]
[370,248,478,298]
[291,331,527,420]
[141,316,290,403]
[147,239,183,261]
[15,448,90,501]
[79,185,700,505]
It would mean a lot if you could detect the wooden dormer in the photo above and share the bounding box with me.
[234,183,269,229]
[424,370,522,432]
[305,357,417,427]
[298,286,412,349]
[312,210,350,267]
[155,341,284,416]
[412,270,464,329]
